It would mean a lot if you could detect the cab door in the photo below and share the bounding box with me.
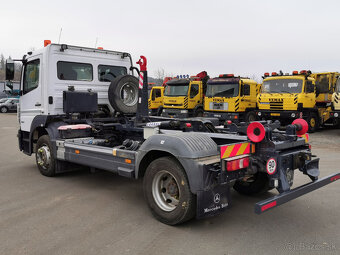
[240,83,252,111]
[189,83,200,108]
[20,56,44,132]
[153,88,163,107]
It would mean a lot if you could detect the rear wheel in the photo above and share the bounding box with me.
[36,135,56,177]
[143,156,196,225]
[233,172,270,195]
[307,112,319,133]
[0,106,8,113]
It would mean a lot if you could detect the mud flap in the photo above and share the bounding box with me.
[196,184,231,219]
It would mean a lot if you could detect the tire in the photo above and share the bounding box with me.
[0,106,8,113]
[245,111,257,123]
[143,156,196,225]
[157,106,163,116]
[307,112,319,133]
[233,172,270,195]
[194,108,204,117]
[108,75,139,114]
[35,135,56,177]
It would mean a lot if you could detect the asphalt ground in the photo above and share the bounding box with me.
[0,113,339,255]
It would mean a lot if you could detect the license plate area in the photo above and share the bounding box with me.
[211,102,228,110]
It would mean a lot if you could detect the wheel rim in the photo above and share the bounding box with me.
[1,107,7,113]
[36,144,51,170]
[152,170,180,212]
[120,82,138,107]
[310,118,316,128]
[248,114,256,122]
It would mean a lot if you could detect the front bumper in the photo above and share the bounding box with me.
[161,108,191,118]
[204,111,240,123]
[257,110,302,121]
[255,172,340,214]
[330,111,340,119]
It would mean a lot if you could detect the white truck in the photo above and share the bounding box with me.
[8,42,138,154]
[5,42,339,225]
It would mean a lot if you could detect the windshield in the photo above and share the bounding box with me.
[262,79,303,93]
[164,85,189,96]
[206,83,239,97]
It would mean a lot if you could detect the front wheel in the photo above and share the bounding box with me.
[194,108,204,117]
[307,112,319,133]
[0,106,8,113]
[245,111,257,123]
[143,157,196,225]
[36,135,56,177]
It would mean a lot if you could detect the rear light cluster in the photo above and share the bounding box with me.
[226,157,249,171]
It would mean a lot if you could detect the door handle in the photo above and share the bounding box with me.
[35,103,41,106]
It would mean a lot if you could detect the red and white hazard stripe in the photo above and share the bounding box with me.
[139,72,144,89]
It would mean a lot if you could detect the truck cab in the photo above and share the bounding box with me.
[148,86,164,116]
[161,72,208,118]
[258,71,340,132]
[204,74,259,123]
[8,42,134,155]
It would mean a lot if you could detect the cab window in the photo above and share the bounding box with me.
[154,89,162,98]
[151,89,162,100]
[190,84,199,98]
[243,84,250,96]
[98,65,127,82]
[23,59,40,94]
[57,61,93,81]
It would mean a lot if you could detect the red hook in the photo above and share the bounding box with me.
[136,56,147,71]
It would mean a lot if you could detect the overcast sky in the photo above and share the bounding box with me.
[1,0,340,80]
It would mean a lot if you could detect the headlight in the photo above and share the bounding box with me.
[180,110,188,113]
[335,113,339,117]
[291,113,296,118]
[258,112,262,116]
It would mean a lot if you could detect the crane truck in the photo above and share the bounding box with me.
[257,71,340,132]
[161,72,209,118]
[5,41,339,225]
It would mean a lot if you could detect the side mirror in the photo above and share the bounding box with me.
[5,59,15,81]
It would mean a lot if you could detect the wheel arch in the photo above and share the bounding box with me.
[136,133,219,193]
[137,150,179,179]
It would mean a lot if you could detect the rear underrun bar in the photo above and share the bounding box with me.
[255,172,340,214]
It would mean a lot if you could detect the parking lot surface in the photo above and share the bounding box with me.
[0,113,339,255]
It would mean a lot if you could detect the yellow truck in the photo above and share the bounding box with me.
[161,72,208,118]
[204,74,260,123]
[148,86,164,116]
[257,70,340,132]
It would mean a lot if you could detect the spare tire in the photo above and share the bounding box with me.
[108,75,139,114]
